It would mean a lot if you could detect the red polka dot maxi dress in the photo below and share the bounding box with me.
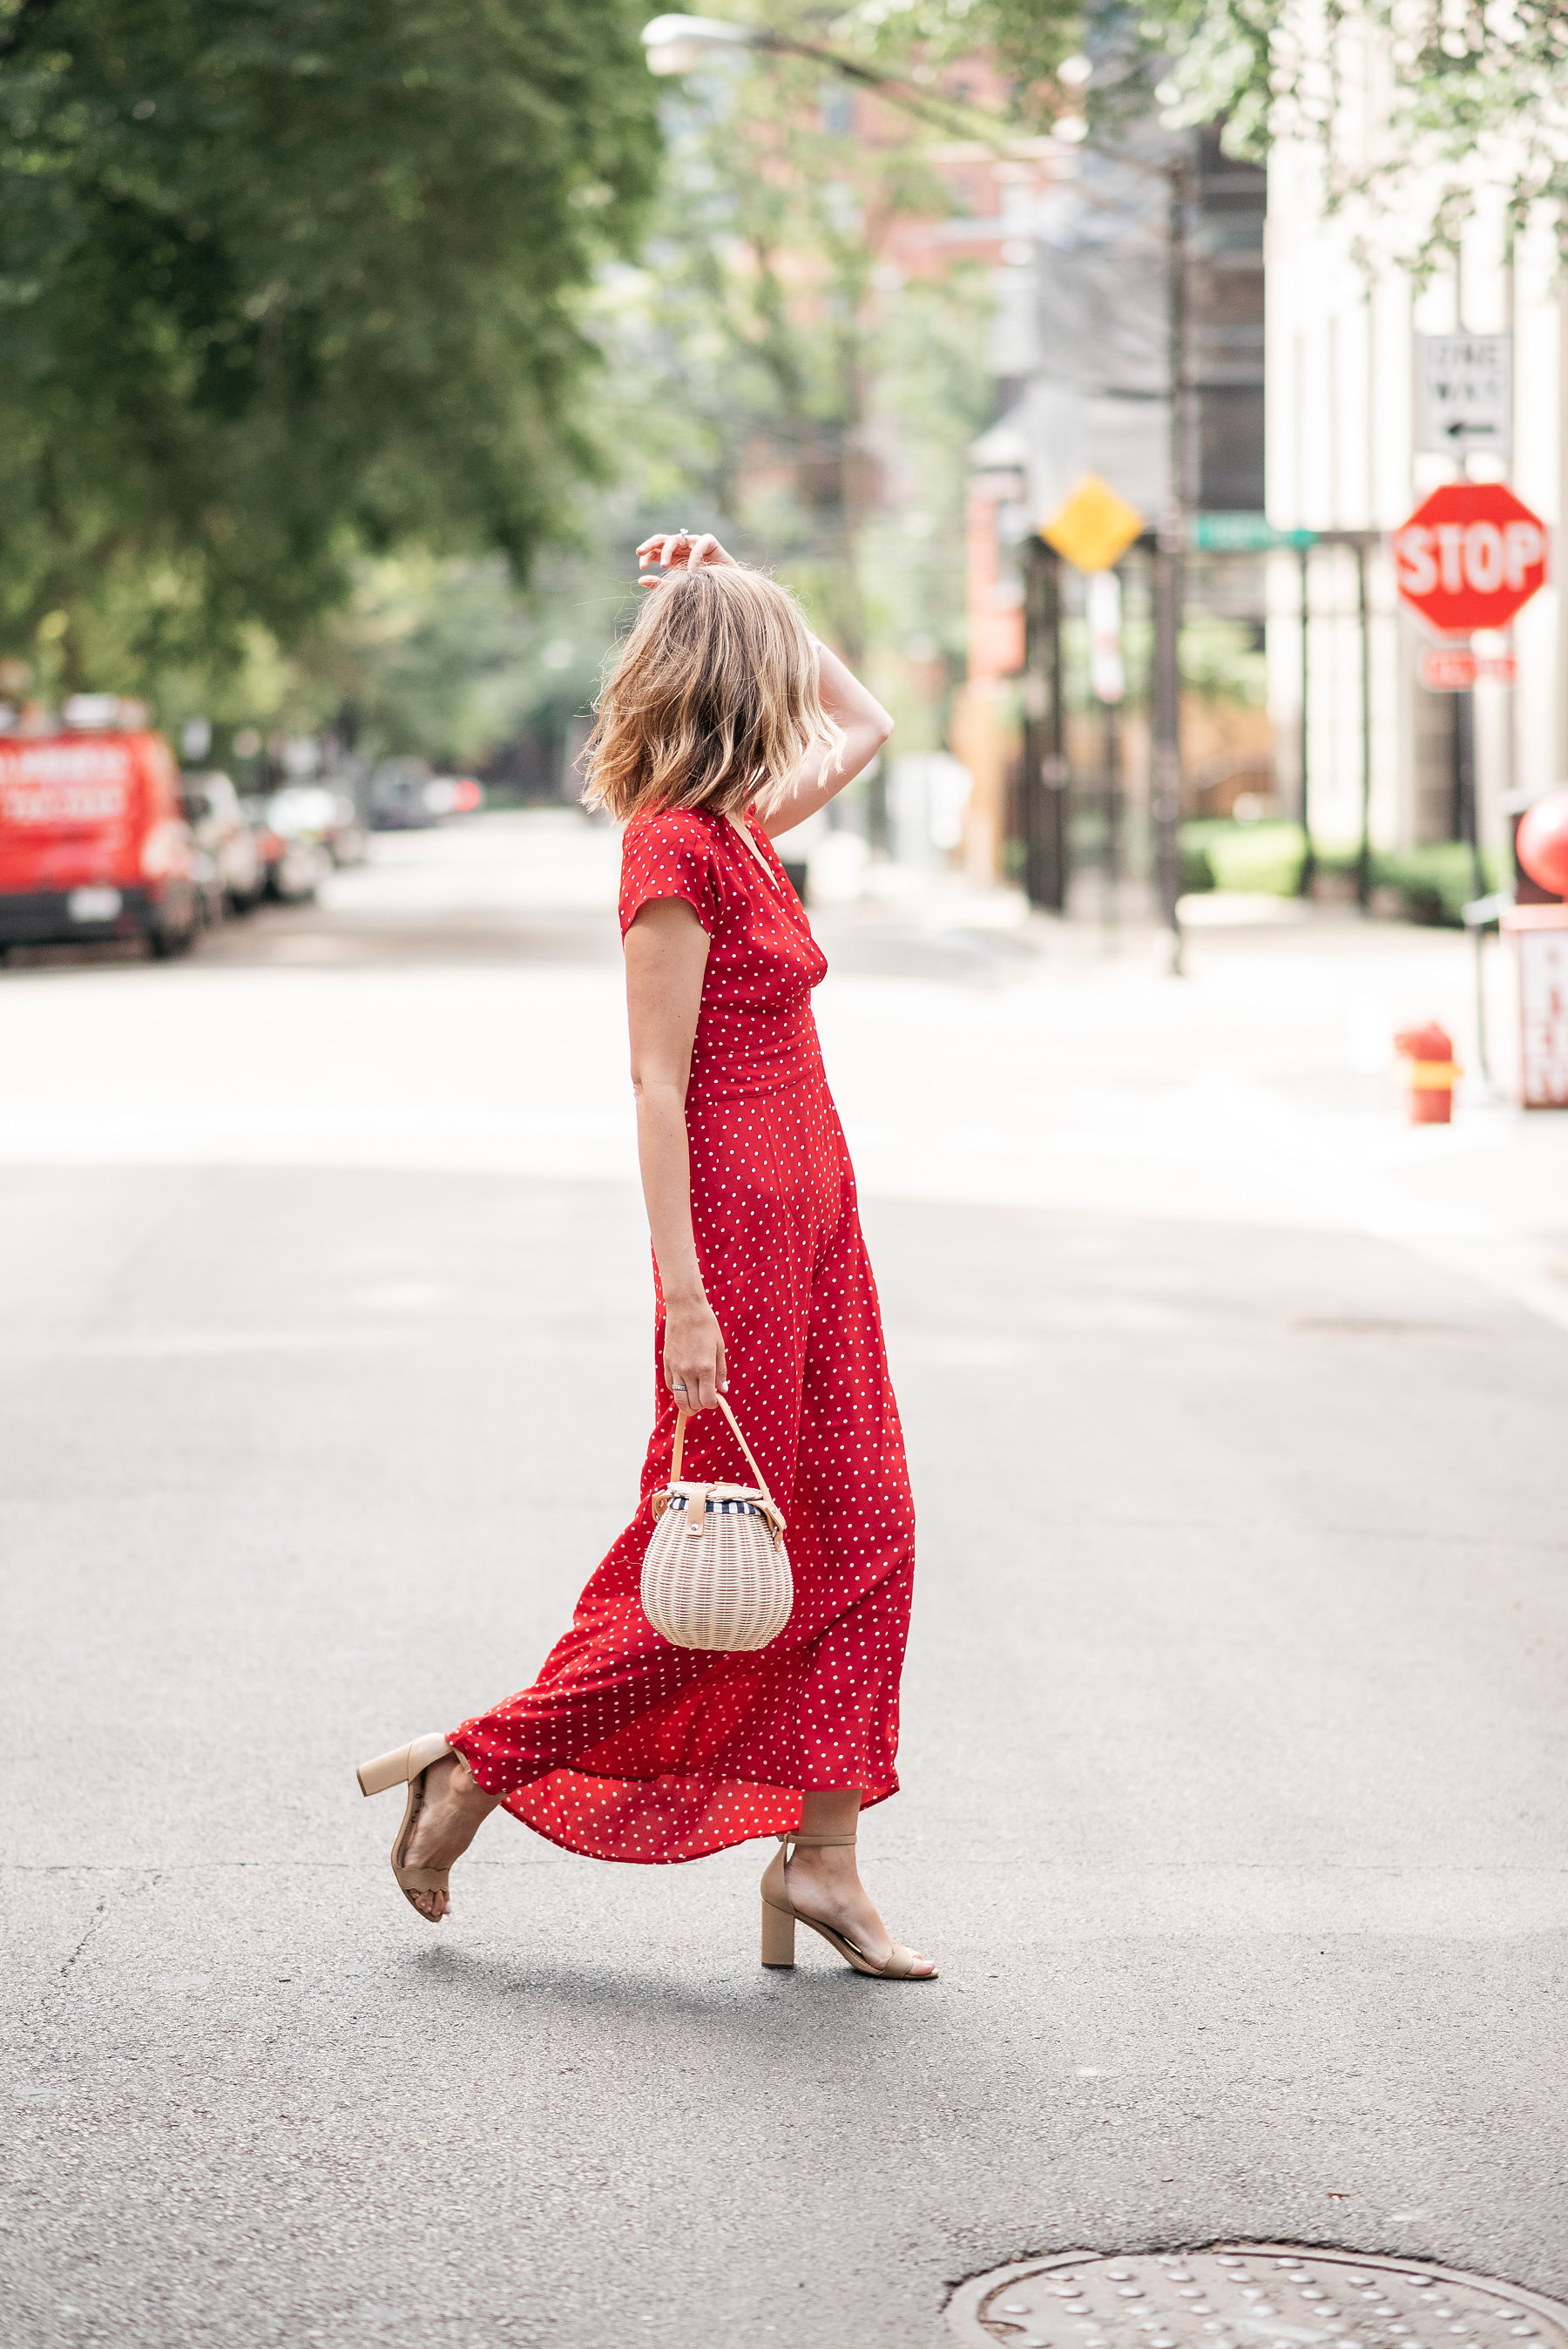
[446,804,916,1864]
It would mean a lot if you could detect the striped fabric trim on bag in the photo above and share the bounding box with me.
[664,1493,769,1519]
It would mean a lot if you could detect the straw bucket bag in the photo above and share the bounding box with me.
[642,1394,792,1652]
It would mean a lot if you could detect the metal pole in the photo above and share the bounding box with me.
[1022,539,1068,912]
[1043,547,1067,911]
[1455,687,1484,901]
[1355,541,1372,910]
[1102,687,1121,939]
[1022,538,1046,906]
[1471,910,1491,1088]
[1152,154,1187,972]
[1152,543,1183,963]
[1297,541,1315,896]
[1453,680,1492,1084]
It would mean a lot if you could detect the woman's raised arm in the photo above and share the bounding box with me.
[762,636,893,838]
[635,529,893,838]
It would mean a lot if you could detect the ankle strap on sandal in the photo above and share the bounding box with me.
[778,1831,856,1849]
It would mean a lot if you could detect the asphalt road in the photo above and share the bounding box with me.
[3,815,1566,2349]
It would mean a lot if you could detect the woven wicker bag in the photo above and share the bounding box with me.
[641,1394,793,1652]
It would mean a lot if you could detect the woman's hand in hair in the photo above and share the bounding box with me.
[637,530,740,587]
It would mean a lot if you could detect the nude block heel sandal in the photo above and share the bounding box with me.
[760,1831,936,1980]
[355,1733,453,1919]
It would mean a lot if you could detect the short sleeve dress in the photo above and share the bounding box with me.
[447,805,916,1861]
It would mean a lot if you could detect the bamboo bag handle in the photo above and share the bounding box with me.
[671,1393,779,1514]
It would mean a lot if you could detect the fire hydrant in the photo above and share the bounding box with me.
[1393,1019,1461,1124]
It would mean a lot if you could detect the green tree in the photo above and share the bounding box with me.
[0,0,658,694]
[303,551,626,768]
[587,18,992,748]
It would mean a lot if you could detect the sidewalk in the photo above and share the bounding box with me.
[809,869,1568,1334]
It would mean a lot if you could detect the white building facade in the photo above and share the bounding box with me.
[1266,107,1567,857]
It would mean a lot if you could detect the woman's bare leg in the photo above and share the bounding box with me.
[781,1789,936,1976]
[401,1754,500,1921]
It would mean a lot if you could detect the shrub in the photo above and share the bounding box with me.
[1370,844,1504,927]
[1177,821,1504,924]
[1179,833,1217,892]
[1179,818,1306,896]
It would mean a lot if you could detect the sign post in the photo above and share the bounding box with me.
[1393,475,1549,896]
[1394,477,1549,1093]
[1040,477,1142,939]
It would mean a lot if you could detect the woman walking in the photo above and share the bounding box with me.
[357,531,934,1980]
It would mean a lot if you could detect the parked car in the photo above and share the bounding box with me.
[241,789,330,903]
[368,759,437,830]
[0,728,199,956]
[425,775,485,818]
[369,760,484,828]
[179,769,264,917]
[266,783,359,888]
[325,788,368,867]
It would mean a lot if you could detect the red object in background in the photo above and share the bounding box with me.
[0,729,197,950]
[1393,1019,1460,1125]
[1516,788,1568,900]
[1417,645,1517,690]
[450,777,483,813]
[1393,481,1549,637]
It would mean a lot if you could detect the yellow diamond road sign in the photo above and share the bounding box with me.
[1042,475,1144,573]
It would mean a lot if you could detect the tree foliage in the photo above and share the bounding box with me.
[593,20,992,729]
[246,13,998,771]
[1142,0,1568,261]
[0,0,658,689]
[851,0,1568,261]
[834,0,1083,112]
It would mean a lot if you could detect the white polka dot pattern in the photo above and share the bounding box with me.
[447,805,916,1865]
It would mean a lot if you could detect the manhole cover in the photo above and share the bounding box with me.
[947,2248,1568,2349]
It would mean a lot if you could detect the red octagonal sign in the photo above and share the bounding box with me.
[1394,481,1549,636]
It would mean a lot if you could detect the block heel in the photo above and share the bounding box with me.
[354,1733,454,1921]
[761,1897,797,1967]
[757,1831,936,1980]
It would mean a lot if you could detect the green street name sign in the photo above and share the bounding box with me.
[1191,513,1318,552]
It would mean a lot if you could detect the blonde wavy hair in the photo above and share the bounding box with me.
[581,564,841,822]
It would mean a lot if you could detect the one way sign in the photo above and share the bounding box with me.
[1416,333,1512,455]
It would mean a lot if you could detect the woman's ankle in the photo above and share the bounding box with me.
[449,1757,498,1812]
[798,1787,863,1843]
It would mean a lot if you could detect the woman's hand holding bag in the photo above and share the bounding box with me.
[641,1393,793,1653]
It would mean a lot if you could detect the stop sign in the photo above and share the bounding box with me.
[1393,481,1549,635]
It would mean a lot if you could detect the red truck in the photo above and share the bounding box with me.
[0,729,199,954]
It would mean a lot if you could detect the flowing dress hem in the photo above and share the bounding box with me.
[446,1736,899,1866]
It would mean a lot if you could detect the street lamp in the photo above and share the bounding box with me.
[642,15,751,75]
[642,13,1028,141]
